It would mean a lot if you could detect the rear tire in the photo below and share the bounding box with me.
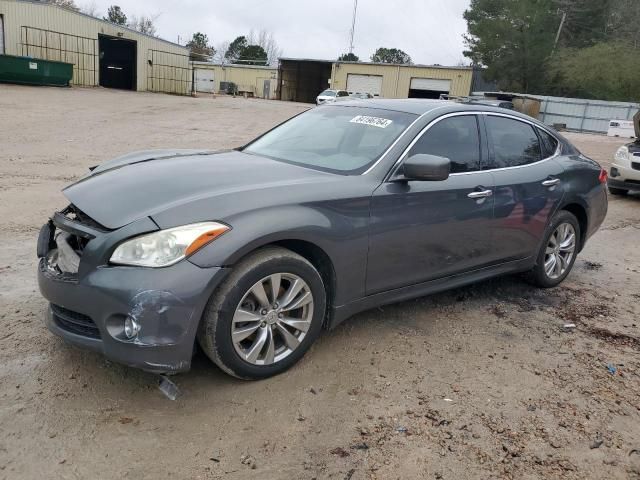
[197,247,326,380]
[527,210,580,288]
[608,186,628,196]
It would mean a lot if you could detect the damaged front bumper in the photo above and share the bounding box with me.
[37,208,229,374]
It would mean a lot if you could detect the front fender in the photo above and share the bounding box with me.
[182,203,370,306]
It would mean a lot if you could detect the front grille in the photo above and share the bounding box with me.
[51,304,101,339]
[632,162,640,171]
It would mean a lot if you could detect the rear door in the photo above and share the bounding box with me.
[484,114,564,262]
[366,114,495,294]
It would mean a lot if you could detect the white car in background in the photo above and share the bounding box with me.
[609,140,640,195]
[316,89,349,105]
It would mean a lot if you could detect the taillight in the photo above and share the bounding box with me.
[599,168,608,184]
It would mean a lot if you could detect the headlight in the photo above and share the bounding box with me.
[110,222,230,267]
[614,146,629,165]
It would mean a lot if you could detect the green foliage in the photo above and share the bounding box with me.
[463,0,640,100]
[549,42,640,101]
[338,53,359,62]
[187,32,215,61]
[370,47,412,64]
[238,45,268,66]
[104,5,126,25]
[225,36,248,62]
[463,0,557,93]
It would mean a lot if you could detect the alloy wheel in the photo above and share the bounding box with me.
[544,223,576,280]
[231,273,314,365]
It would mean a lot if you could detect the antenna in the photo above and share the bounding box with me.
[348,0,358,54]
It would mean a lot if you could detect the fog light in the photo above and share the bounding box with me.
[124,316,140,339]
[610,167,619,178]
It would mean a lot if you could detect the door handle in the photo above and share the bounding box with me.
[467,189,493,199]
[542,178,561,187]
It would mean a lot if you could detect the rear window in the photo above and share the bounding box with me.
[538,128,559,158]
[319,90,336,97]
[244,106,416,174]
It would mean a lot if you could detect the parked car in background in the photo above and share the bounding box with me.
[316,89,349,105]
[350,92,373,99]
[609,140,640,195]
[37,100,608,380]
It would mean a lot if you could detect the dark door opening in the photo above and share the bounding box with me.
[278,59,333,103]
[99,35,136,90]
[408,89,449,99]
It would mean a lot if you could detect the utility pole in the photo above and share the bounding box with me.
[348,0,358,54]
[551,10,567,55]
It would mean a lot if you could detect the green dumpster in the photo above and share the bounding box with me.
[0,54,73,87]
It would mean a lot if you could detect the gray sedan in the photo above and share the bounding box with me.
[37,100,608,379]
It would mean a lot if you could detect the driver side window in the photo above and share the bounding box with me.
[408,115,481,174]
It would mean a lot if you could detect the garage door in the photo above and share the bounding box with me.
[0,15,5,55]
[410,78,451,92]
[347,74,383,96]
[195,68,215,93]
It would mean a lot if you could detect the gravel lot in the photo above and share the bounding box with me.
[1,85,639,480]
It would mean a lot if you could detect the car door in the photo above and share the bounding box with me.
[483,114,565,263]
[366,113,496,295]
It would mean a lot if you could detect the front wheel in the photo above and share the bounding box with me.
[527,210,580,288]
[198,247,326,379]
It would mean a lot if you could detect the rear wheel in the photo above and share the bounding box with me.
[608,186,628,196]
[198,247,326,379]
[528,210,580,288]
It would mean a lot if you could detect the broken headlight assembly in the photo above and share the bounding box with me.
[110,222,230,267]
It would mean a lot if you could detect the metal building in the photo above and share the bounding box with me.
[192,62,278,99]
[0,0,191,94]
[277,58,474,103]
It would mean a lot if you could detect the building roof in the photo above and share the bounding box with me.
[279,57,472,70]
[191,61,277,70]
[14,0,186,49]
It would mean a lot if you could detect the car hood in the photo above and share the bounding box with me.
[63,149,335,229]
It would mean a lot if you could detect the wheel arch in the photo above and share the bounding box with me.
[559,202,588,252]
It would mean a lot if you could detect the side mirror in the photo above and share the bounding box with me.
[401,154,451,181]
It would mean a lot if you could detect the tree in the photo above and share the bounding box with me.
[549,42,640,100]
[214,41,230,63]
[338,52,359,61]
[247,29,283,66]
[104,5,127,25]
[463,0,558,93]
[370,47,412,64]
[186,32,215,61]
[128,15,157,36]
[237,44,268,65]
[80,1,99,17]
[44,0,79,11]
[225,36,248,62]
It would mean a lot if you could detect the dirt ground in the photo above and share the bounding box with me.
[1,85,639,480]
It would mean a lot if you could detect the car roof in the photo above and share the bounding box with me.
[330,99,543,125]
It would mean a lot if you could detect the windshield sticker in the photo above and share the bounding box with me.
[350,115,393,128]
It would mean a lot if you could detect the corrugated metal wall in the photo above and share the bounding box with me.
[0,0,189,92]
[539,96,640,133]
[331,62,473,98]
[193,63,278,98]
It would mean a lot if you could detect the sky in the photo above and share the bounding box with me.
[83,0,472,66]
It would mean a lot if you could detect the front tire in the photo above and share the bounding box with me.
[528,210,580,288]
[198,247,326,380]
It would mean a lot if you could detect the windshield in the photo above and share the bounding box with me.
[243,106,416,175]
[319,90,336,97]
